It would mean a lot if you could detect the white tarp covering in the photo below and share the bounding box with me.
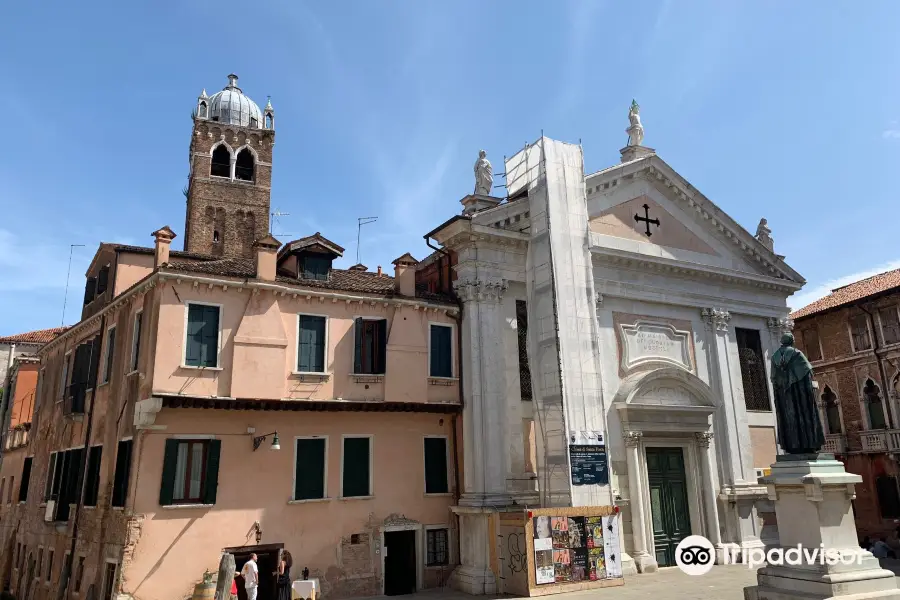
[507,137,608,508]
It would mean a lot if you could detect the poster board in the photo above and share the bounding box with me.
[524,506,624,596]
[568,431,608,486]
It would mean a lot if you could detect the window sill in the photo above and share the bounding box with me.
[111,506,125,511]
[288,497,332,505]
[351,374,384,384]
[291,372,331,383]
[178,365,223,371]
[98,381,110,388]
[161,503,214,510]
[428,377,457,386]
[425,565,450,570]
[424,493,453,498]
[338,495,374,501]
[126,370,140,377]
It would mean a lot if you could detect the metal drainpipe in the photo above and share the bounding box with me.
[59,315,106,600]
[859,303,895,430]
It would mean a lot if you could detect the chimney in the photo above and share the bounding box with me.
[391,253,418,297]
[151,226,177,268]
[377,266,382,276]
[253,234,282,282]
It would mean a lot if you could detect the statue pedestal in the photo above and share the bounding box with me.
[744,454,900,600]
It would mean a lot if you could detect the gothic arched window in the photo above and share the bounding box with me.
[864,378,887,430]
[235,148,255,182]
[210,145,231,178]
[198,102,208,119]
[265,113,273,129]
[822,386,842,434]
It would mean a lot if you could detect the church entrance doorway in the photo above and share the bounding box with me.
[646,447,690,567]
[384,530,417,595]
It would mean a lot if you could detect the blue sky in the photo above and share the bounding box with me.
[1,1,899,335]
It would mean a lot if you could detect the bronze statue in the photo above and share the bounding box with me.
[771,332,825,455]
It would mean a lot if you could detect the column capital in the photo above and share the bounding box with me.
[767,316,794,337]
[453,278,508,303]
[624,431,643,447]
[701,307,731,331]
[695,431,714,448]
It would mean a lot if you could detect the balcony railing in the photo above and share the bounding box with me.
[823,434,846,454]
[860,431,888,453]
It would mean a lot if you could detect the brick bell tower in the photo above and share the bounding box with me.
[184,74,276,258]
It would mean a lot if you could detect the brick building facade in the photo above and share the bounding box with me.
[792,268,900,541]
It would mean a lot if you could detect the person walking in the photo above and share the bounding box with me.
[241,554,260,600]
[276,551,293,600]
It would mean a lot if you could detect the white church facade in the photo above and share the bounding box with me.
[421,106,805,592]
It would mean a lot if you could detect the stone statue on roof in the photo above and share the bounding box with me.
[756,218,774,251]
[626,100,644,147]
[474,150,493,196]
[771,333,825,455]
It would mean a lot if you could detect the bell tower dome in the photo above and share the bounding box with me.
[184,74,275,258]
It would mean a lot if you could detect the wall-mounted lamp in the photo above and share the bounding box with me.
[252,431,281,451]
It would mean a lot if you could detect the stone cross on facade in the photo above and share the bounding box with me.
[634,204,660,237]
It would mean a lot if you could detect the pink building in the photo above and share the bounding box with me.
[1,75,460,600]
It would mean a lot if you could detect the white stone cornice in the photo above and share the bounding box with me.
[453,278,508,303]
[695,431,714,448]
[624,431,644,447]
[767,317,794,336]
[701,307,732,331]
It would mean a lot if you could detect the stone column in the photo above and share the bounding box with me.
[624,431,657,573]
[695,432,724,552]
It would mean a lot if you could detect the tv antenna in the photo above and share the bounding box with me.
[356,217,378,264]
[270,209,290,235]
[62,244,86,326]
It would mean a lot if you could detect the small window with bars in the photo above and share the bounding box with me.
[426,528,449,566]
[736,328,770,411]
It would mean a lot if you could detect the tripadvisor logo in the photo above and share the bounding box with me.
[675,536,865,575]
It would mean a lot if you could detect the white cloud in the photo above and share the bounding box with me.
[788,258,900,313]
[882,129,900,139]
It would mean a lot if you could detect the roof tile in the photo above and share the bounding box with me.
[791,267,900,319]
[0,326,70,344]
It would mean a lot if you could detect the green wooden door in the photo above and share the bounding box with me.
[646,447,691,567]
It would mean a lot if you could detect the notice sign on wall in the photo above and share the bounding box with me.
[569,431,608,486]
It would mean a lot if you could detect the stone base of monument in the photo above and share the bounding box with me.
[744,454,900,600]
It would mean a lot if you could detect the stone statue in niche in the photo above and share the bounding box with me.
[756,218,774,251]
[474,150,493,196]
[626,100,644,147]
[771,332,825,454]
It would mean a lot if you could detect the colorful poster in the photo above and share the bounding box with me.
[602,515,622,579]
[570,548,588,582]
[534,536,552,552]
[585,517,603,549]
[553,549,572,582]
[551,517,569,549]
[535,548,555,584]
[589,548,606,580]
[534,516,552,540]
[567,517,585,548]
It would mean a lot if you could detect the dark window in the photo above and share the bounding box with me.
[801,328,823,362]
[37,548,43,580]
[46,550,53,583]
[102,327,116,384]
[298,316,327,373]
[850,314,872,351]
[877,476,900,518]
[66,336,101,415]
[6,476,11,504]
[96,265,110,295]
[102,562,117,600]
[52,447,85,522]
[185,304,220,368]
[294,438,326,501]
[83,277,97,305]
[84,446,103,507]
[198,102,208,119]
[429,325,452,378]
[424,437,449,494]
[354,319,387,375]
[516,300,532,401]
[736,328,770,411]
[210,145,231,178]
[341,437,371,498]
[75,556,85,592]
[426,529,449,566]
[865,379,886,430]
[822,386,842,434]
[130,313,142,372]
[111,439,133,508]
[249,117,258,128]
[880,307,900,346]
[159,439,220,505]
[300,255,331,281]
[44,452,57,501]
[18,457,32,502]
[235,148,254,181]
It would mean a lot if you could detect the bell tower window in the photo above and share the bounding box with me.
[213,230,220,244]
[198,102,208,119]
[210,145,231,178]
[235,148,255,182]
[265,114,273,129]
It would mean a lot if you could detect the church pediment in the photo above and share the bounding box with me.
[586,156,804,285]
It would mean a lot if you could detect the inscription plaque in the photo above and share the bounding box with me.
[619,321,692,372]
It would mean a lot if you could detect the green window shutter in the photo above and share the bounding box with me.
[200,306,220,367]
[353,318,363,373]
[342,437,370,498]
[87,336,101,390]
[185,305,203,366]
[18,457,33,502]
[430,326,452,378]
[311,317,325,372]
[298,316,326,373]
[104,329,116,382]
[376,320,387,374]
[159,439,179,506]
[294,438,326,500]
[203,439,222,505]
[84,446,103,507]
[111,440,133,508]
[424,438,449,494]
